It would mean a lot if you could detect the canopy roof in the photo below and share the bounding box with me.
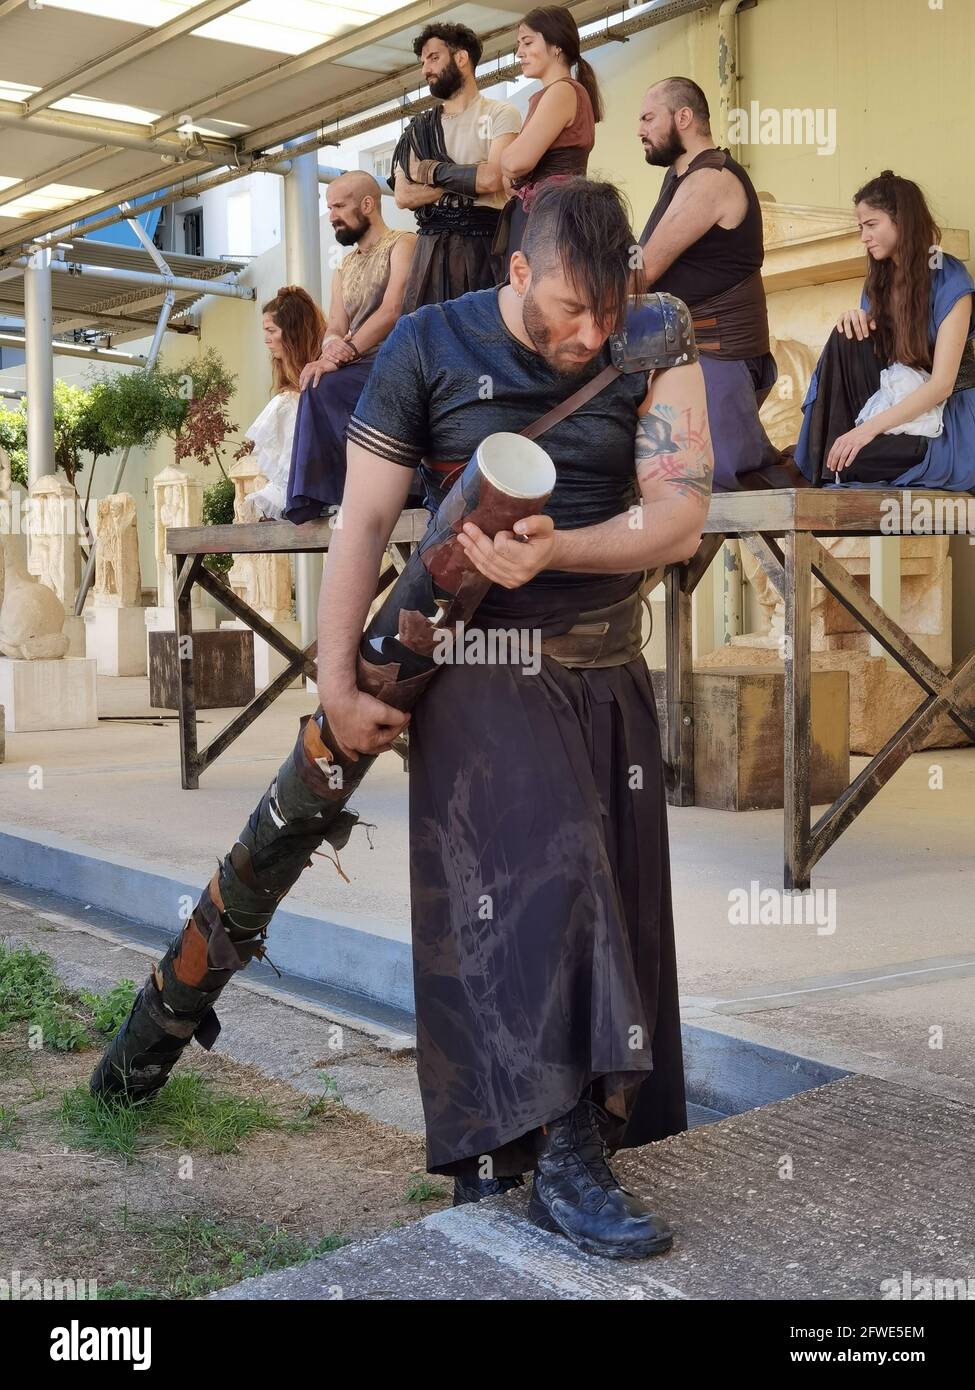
[0,235,248,342]
[0,1,706,261]
[0,0,627,259]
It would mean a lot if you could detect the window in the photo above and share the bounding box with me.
[369,144,396,182]
[183,208,204,257]
[154,204,174,254]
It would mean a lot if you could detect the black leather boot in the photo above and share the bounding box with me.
[527,1098,673,1258]
[453,1172,525,1206]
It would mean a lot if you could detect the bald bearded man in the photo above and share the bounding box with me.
[285,171,417,520]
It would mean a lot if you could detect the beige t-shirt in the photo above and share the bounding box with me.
[440,95,522,210]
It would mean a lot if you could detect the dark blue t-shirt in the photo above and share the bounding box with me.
[348,287,648,623]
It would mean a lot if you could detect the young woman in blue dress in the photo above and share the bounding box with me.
[795,171,975,490]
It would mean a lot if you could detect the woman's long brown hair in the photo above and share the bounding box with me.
[522,6,603,123]
[854,171,942,371]
[262,285,326,392]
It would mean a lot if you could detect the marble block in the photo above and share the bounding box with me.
[0,656,97,732]
[86,606,148,676]
[220,617,303,690]
[62,614,86,658]
[144,604,218,633]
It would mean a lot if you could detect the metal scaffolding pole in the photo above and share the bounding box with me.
[13,255,255,301]
[283,137,324,663]
[0,332,147,366]
[23,244,55,488]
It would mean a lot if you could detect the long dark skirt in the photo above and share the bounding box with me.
[401,230,500,314]
[284,357,374,522]
[798,330,929,485]
[407,642,687,1178]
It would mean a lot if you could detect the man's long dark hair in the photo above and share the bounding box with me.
[521,177,635,331]
[855,170,942,370]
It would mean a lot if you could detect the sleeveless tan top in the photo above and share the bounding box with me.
[341,228,409,359]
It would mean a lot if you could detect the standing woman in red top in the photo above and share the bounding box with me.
[493,7,601,269]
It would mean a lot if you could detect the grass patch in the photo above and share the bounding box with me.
[59,1071,316,1159]
[30,1003,91,1053]
[404,1174,442,1204]
[94,1212,348,1300]
[0,944,89,1051]
[60,1087,145,1159]
[151,1073,286,1154]
[0,945,89,1053]
[0,944,63,1024]
[0,945,137,1054]
[0,1101,17,1147]
[79,980,137,1037]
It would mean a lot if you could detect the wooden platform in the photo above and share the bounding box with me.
[166,490,975,888]
[166,510,428,791]
[664,489,975,887]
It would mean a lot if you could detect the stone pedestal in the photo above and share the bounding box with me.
[62,615,86,658]
[153,466,203,612]
[144,605,218,634]
[698,643,969,754]
[27,473,81,611]
[220,617,303,690]
[86,606,148,676]
[148,629,255,710]
[0,656,98,732]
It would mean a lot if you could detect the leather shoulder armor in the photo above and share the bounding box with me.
[609,292,698,372]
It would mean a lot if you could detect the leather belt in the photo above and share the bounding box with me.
[951,350,975,397]
[539,585,650,669]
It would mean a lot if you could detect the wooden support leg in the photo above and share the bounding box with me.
[174,554,201,791]
[783,532,812,888]
[665,565,695,806]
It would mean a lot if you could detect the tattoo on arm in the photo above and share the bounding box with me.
[635,403,714,502]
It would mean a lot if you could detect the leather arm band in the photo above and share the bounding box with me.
[431,161,480,198]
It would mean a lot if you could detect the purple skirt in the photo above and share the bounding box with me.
[284,357,374,522]
[702,351,782,491]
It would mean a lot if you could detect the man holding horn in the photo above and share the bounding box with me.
[329,177,713,1258]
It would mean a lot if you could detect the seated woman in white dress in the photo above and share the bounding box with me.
[245,285,326,520]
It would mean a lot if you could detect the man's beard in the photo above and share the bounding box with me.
[429,58,463,100]
[643,124,685,168]
[522,288,602,379]
[333,215,368,246]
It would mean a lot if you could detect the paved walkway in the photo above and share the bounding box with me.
[211,1073,975,1301]
[1,676,972,1097]
[2,675,973,1300]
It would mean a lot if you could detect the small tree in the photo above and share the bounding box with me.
[174,380,239,478]
[90,349,241,478]
[87,367,176,454]
[202,476,236,575]
[51,381,92,487]
[0,405,27,487]
[0,386,110,503]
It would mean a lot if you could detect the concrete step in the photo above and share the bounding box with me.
[211,1072,975,1301]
